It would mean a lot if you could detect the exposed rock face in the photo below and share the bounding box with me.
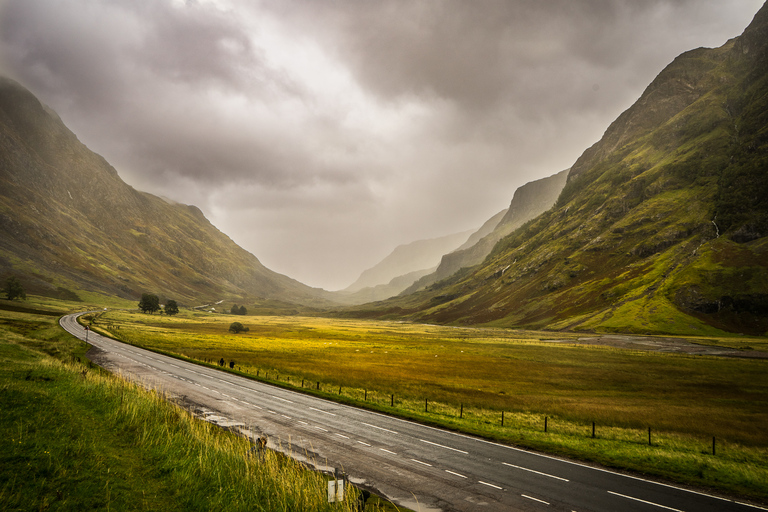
[0,77,332,305]
[342,230,473,292]
[344,3,768,336]
[403,169,568,294]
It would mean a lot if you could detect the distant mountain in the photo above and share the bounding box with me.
[341,230,473,294]
[403,169,568,295]
[343,3,768,336]
[0,77,333,306]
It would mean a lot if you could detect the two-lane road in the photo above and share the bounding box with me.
[60,313,765,512]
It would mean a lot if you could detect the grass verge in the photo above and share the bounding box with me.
[0,302,400,511]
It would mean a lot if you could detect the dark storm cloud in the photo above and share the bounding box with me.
[0,0,762,289]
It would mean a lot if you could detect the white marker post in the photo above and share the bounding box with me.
[327,479,344,503]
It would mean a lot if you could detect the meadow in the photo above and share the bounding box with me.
[90,306,768,502]
[0,301,396,511]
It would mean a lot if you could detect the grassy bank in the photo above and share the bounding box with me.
[0,303,393,511]
[92,307,768,503]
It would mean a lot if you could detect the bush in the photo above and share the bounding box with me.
[228,322,248,334]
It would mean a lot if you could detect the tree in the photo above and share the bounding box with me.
[138,293,160,314]
[3,276,26,301]
[165,299,179,316]
[229,321,249,333]
[238,305,247,315]
[231,304,241,315]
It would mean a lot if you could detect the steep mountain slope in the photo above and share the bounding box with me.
[403,169,568,294]
[339,230,473,298]
[0,77,332,306]
[349,4,768,336]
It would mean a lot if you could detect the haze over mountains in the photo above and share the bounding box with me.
[345,3,768,336]
[0,76,331,307]
[1,3,767,336]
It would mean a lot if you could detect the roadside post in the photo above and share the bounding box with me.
[328,468,345,503]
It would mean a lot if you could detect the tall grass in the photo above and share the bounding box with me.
[92,308,768,502]
[0,309,377,512]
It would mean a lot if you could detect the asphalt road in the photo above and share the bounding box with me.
[60,312,765,512]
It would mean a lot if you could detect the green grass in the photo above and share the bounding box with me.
[93,307,768,502]
[0,302,401,511]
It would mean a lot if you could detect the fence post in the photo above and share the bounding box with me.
[425,398,428,413]
[302,379,304,388]
[460,403,463,419]
[364,389,367,401]
[339,386,342,395]
[648,427,652,446]
[545,416,548,433]
[391,394,394,407]
[501,411,504,427]
[592,422,595,438]
[316,381,320,391]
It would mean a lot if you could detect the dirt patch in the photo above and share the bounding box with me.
[544,334,768,359]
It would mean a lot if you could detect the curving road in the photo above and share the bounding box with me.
[60,312,765,512]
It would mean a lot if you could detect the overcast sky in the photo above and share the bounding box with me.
[0,0,762,290]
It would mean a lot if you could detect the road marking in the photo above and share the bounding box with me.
[335,433,349,439]
[357,441,371,446]
[314,426,328,432]
[309,407,336,416]
[362,422,398,434]
[502,462,569,482]
[410,459,432,467]
[298,421,308,425]
[607,491,684,511]
[479,481,502,490]
[380,448,397,455]
[420,439,468,454]
[281,415,291,420]
[445,470,467,479]
[268,410,277,414]
[272,395,294,403]
[522,495,550,505]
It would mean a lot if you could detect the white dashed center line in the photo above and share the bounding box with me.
[361,422,398,434]
[379,448,397,455]
[420,439,468,454]
[445,470,467,479]
[607,491,684,511]
[502,462,569,482]
[522,494,549,505]
[309,407,336,416]
[479,481,502,490]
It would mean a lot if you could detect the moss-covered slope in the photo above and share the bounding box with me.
[0,77,332,306]
[353,3,768,335]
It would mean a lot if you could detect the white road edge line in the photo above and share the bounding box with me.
[522,494,550,505]
[420,439,468,454]
[502,462,569,482]
[478,481,502,490]
[361,422,398,434]
[445,470,467,479]
[607,491,684,512]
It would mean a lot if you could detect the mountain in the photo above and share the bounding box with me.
[344,4,768,336]
[339,230,473,297]
[403,169,568,295]
[0,77,332,306]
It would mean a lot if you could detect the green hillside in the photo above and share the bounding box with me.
[0,77,332,307]
[348,4,768,336]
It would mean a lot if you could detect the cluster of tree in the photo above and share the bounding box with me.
[229,321,249,333]
[138,293,179,315]
[3,276,25,301]
[230,304,248,315]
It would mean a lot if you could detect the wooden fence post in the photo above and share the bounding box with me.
[501,411,504,426]
[592,422,595,438]
[460,403,463,419]
[648,427,652,446]
[425,398,428,413]
[391,394,394,407]
[545,416,548,433]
